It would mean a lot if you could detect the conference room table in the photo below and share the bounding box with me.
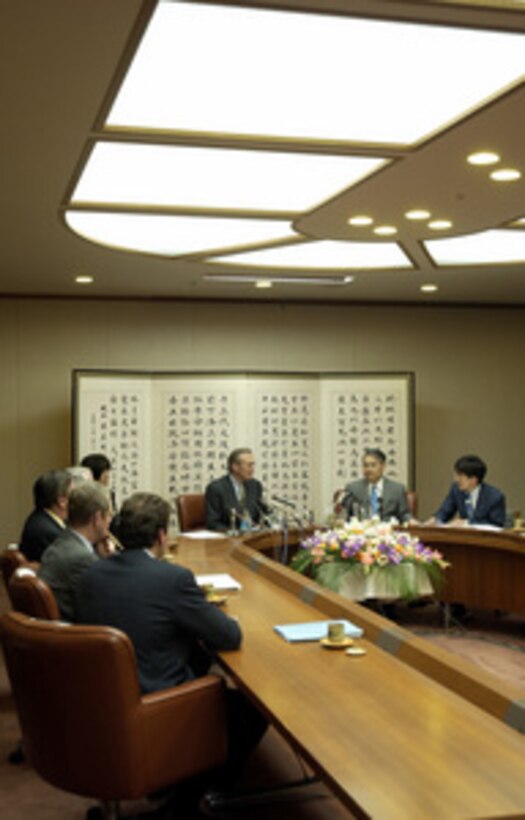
[408,525,525,617]
[175,533,525,820]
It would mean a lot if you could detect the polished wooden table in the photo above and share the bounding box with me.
[176,535,525,820]
[409,525,525,616]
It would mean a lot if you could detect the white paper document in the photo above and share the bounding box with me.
[195,573,242,591]
[181,529,226,539]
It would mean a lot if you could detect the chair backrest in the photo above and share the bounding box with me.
[333,488,418,519]
[0,611,145,798]
[176,493,206,532]
[0,611,227,801]
[407,491,418,518]
[1,547,28,589]
[9,571,60,620]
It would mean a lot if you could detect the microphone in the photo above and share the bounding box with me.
[255,501,274,528]
[271,495,296,509]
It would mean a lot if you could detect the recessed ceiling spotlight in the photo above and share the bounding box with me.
[343,276,355,283]
[75,275,94,284]
[405,209,431,220]
[347,215,373,226]
[467,151,500,165]
[489,168,521,182]
[420,284,438,292]
[255,279,273,289]
[428,219,453,230]
[373,225,397,236]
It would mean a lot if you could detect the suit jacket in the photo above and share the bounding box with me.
[38,528,97,621]
[342,477,410,523]
[77,549,242,694]
[19,509,64,562]
[435,482,506,527]
[205,474,267,531]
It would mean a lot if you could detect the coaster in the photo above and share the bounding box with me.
[346,646,367,657]
[320,637,354,649]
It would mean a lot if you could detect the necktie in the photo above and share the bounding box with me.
[465,494,474,523]
[238,482,246,511]
[370,485,379,516]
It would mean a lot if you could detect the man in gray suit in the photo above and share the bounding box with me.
[342,448,411,523]
[39,482,112,621]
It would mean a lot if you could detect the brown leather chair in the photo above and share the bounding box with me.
[9,571,60,620]
[0,611,228,819]
[406,490,418,519]
[1,547,29,590]
[176,493,206,532]
[333,488,418,519]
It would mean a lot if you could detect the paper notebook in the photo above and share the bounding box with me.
[195,573,242,591]
[274,620,363,642]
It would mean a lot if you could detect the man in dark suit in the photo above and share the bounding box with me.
[342,448,411,523]
[433,454,506,528]
[78,492,242,690]
[78,492,265,793]
[205,448,269,532]
[38,481,113,621]
[19,470,72,561]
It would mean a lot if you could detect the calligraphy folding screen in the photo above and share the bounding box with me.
[73,370,414,521]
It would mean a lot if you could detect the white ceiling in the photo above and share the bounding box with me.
[1,0,525,304]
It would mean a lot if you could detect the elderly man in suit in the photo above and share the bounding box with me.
[431,454,506,528]
[342,448,411,523]
[19,470,72,562]
[205,448,269,532]
[38,481,112,621]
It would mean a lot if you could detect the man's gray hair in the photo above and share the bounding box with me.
[67,482,110,527]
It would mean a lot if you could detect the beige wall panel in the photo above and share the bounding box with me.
[1,297,524,545]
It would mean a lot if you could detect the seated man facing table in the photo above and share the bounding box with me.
[78,492,265,788]
[19,469,72,562]
[205,447,269,532]
[341,448,411,523]
[38,481,113,621]
[81,452,117,510]
[429,454,506,528]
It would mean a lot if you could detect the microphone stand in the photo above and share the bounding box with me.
[281,510,289,566]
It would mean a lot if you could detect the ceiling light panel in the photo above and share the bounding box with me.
[107,2,525,144]
[210,240,411,269]
[426,229,525,265]
[72,143,384,212]
[65,212,295,255]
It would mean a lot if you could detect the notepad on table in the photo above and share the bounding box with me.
[274,620,363,642]
[182,529,226,539]
[195,573,242,591]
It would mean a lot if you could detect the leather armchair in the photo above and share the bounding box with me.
[176,493,206,532]
[9,571,60,620]
[1,547,30,591]
[406,490,418,519]
[332,488,418,519]
[0,612,228,817]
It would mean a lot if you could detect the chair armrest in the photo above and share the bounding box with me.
[140,674,228,792]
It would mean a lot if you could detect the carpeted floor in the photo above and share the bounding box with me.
[1,586,524,819]
[395,601,525,688]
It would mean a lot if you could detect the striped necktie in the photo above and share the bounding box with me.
[370,485,379,516]
[464,493,474,523]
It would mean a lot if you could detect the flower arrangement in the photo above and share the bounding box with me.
[291,517,449,600]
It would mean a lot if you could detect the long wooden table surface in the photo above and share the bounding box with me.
[176,535,525,820]
[409,525,525,615]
